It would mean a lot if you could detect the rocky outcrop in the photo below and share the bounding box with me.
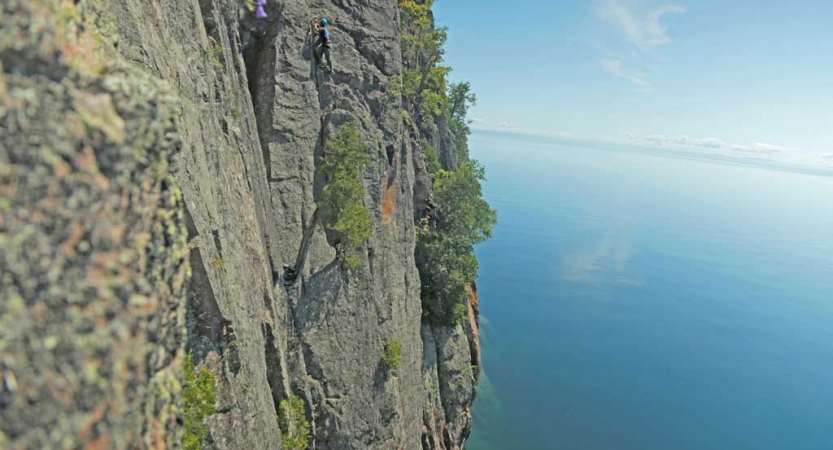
[0,2,189,448]
[0,0,480,449]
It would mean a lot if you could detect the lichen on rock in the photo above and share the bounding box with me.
[0,1,189,448]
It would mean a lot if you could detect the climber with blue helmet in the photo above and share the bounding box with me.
[312,17,333,72]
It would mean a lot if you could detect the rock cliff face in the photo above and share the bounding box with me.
[0,0,479,449]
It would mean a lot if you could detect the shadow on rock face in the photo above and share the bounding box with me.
[293,259,342,333]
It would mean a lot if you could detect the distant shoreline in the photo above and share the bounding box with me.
[472,128,833,179]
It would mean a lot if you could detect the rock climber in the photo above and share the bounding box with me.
[312,17,333,72]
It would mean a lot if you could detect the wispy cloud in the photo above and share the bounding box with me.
[642,134,794,156]
[469,126,828,171]
[494,121,518,129]
[599,59,652,89]
[594,1,686,88]
[471,122,576,140]
[596,0,687,50]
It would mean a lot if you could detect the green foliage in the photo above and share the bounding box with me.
[401,109,412,127]
[448,82,477,126]
[278,395,310,450]
[447,82,477,160]
[320,122,372,268]
[421,140,442,175]
[183,355,217,450]
[400,0,497,327]
[399,0,442,66]
[342,252,363,270]
[399,0,451,120]
[417,161,497,326]
[402,66,451,119]
[381,338,403,369]
[432,161,496,246]
[453,302,469,324]
[389,75,403,98]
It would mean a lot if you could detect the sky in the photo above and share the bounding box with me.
[432,0,833,167]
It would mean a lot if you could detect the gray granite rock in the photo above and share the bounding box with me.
[1,0,481,448]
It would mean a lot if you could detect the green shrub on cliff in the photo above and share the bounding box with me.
[416,161,496,326]
[399,0,497,327]
[399,0,451,120]
[320,122,372,269]
[278,395,310,450]
[183,355,217,450]
[381,338,403,369]
[447,81,477,160]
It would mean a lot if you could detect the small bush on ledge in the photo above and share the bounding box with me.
[278,395,310,450]
[320,122,372,269]
[183,354,218,450]
[381,338,403,370]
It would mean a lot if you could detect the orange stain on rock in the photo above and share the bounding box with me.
[465,283,482,368]
[381,181,397,224]
[465,283,479,308]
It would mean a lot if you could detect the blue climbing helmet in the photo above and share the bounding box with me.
[320,18,328,27]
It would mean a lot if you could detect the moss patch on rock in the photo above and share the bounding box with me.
[381,338,403,370]
[278,395,310,450]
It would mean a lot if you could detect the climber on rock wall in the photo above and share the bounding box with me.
[312,17,333,72]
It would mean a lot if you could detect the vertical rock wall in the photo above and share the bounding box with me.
[0,0,481,448]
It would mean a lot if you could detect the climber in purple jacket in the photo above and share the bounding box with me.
[312,18,333,72]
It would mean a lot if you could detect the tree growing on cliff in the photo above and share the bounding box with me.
[417,161,496,325]
[278,395,310,450]
[447,81,477,160]
[399,0,451,120]
[183,355,218,450]
[320,122,372,269]
[399,0,497,327]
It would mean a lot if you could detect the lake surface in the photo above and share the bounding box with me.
[466,130,833,450]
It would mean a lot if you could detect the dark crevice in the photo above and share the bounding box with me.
[243,30,267,115]
[431,329,446,418]
[237,9,286,290]
[442,429,453,450]
[211,229,223,258]
[261,322,285,412]
[197,0,218,37]
[185,200,238,373]
[242,4,284,183]
[186,244,235,366]
[299,340,326,388]
[184,204,199,241]
[312,115,328,202]
[282,209,321,285]
[263,290,276,321]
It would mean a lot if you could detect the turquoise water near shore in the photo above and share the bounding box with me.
[466,130,833,450]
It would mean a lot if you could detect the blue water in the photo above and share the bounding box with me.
[467,130,833,450]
